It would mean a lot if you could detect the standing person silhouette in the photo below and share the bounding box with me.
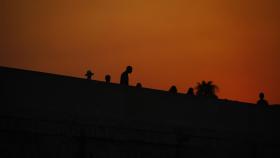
[120,66,133,86]
[105,74,111,83]
[257,92,269,107]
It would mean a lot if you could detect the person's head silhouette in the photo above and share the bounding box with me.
[126,66,133,74]
[136,82,142,88]
[186,87,194,96]
[105,75,111,83]
[259,92,265,100]
[169,85,178,94]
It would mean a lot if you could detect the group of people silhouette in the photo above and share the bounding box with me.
[85,66,137,86]
[85,65,269,106]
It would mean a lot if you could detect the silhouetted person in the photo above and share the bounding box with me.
[169,85,178,94]
[257,92,269,107]
[105,74,111,83]
[85,70,94,80]
[120,66,133,85]
[186,87,194,96]
[136,82,142,88]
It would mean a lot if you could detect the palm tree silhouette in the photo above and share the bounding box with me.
[195,81,218,98]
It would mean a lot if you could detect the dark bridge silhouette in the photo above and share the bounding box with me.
[1,66,280,158]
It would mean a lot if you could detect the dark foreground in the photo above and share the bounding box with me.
[1,66,280,158]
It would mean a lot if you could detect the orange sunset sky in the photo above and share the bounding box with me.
[1,0,280,104]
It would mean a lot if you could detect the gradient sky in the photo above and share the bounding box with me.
[1,0,280,104]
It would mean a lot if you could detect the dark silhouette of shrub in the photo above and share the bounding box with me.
[85,70,94,80]
[195,81,218,98]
